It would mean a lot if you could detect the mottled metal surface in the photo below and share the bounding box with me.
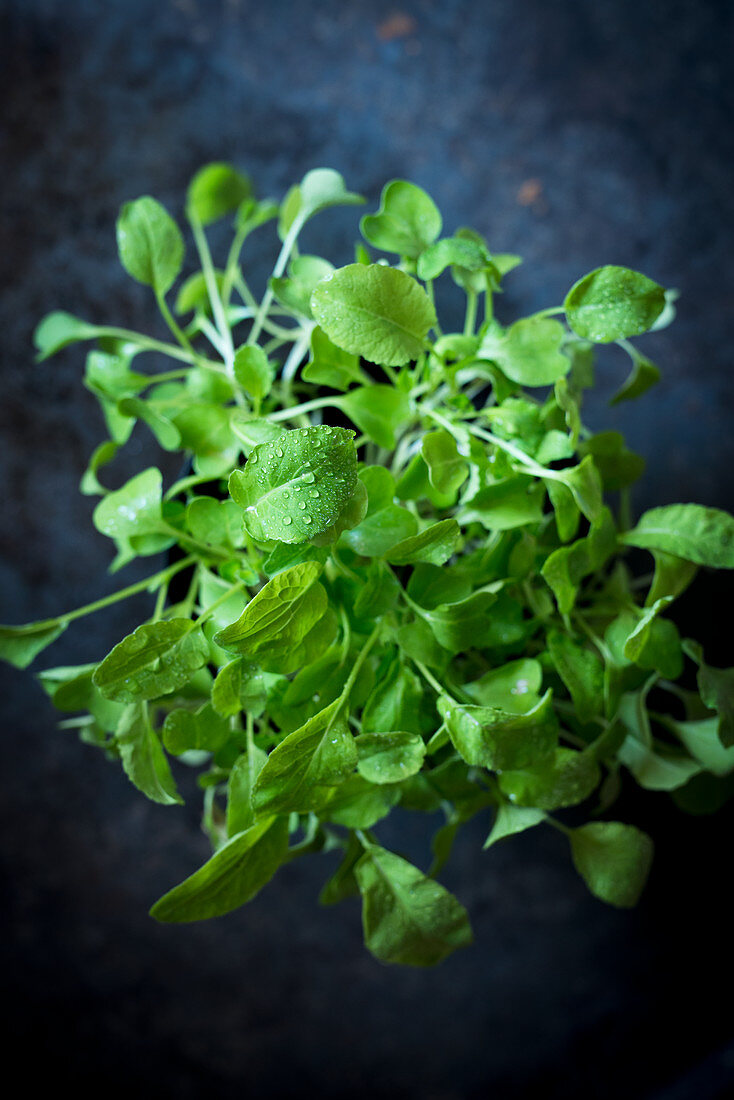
[1,1,733,1096]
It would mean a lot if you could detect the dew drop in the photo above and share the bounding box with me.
[275,448,284,458]
[299,501,306,510]
[304,515,313,524]
[282,516,293,526]
[310,489,320,498]
[250,452,258,464]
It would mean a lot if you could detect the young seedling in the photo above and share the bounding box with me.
[4,165,734,967]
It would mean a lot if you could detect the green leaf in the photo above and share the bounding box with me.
[483,803,545,849]
[395,618,451,672]
[162,702,230,755]
[117,396,182,452]
[385,519,461,566]
[342,468,418,558]
[302,326,367,391]
[463,658,543,709]
[92,468,163,539]
[252,698,356,815]
[421,429,468,496]
[116,702,183,805]
[617,735,701,790]
[213,562,327,673]
[547,631,604,724]
[319,834,362,906]
[310,264,436,367]
[546,480,580,542]
[93,619,210,703]
[697,660,734,748]
[353,561,402,620]
[116,196,184,295]
[481,317,571,386]
[355,843,473,967]
[227,745,268,835]
[319,775,401,829]
[669,718,734,776]
[623,597,683,680]
[278,168,364,238]
[270,255,334,317]
[416,236,490,281]
[174,269,227,316]
[0,620,68,669]
[610,353,661,405]
[542,509,617,613]
[34,311,100,361]
[229,425,357,544]
[498,747,601,810]
[186,497,244,550]
[232,345,274,401]
[80,441,120,496]
[211,658,271,718]
[419,589,502,654]
[360,180,442,260]
[579,432,645,492]
[459,476,546,530]
[172,403,240,478]
[569,821,654,907]
[362,656,425,736]
[564,265,666,343]
[186,163,252,225]
[646,550,698,606]
[621,504,734,569]
[150,816,288,922]
[439,691,558,771]
[552,456,603,522]
[356,731,426,784]
[339,385,411,449]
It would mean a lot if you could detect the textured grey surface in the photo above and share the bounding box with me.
[1,1,733,1096]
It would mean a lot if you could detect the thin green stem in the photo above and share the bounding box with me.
[424,279,442,337]
[463,291,478,336]
[157,522,231,561]
[413,659,450,699]
[337,624,381,711]
[86,326,226,372]
[268,395,341,422]
[222,226,249,309]
[248,216,303,346]
[156,291,197,357]
[32,555,197,628]
[189,216,246,406]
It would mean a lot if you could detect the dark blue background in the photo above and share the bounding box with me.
[1,1,733,1096]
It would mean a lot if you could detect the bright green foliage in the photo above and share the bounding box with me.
[360,180,442,259]
[621,504,734,568]
[228,425,357,544]
[569,822,654,908]
[311,264,436,366]
[564,265,666,342]
[116,196,184,295]
[8,166,733,967]
[355,842,472,966]
[186,163,253,225]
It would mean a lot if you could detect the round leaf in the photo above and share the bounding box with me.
[186,163,252,225]
[228,425,358,544]
[311,264,436,366]
[564,265,666,343]
[356,731,426,784]
[116,196,184,295]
